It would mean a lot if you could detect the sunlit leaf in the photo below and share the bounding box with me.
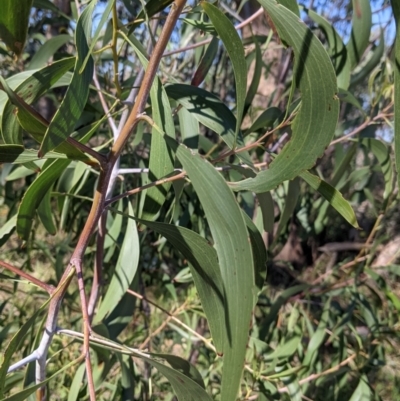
[230,0,339,192]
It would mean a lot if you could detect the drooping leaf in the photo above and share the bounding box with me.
[230,0,339,192]
[0,0,33,56]
[37,186,57,235]
[244,38,262,116]
[202,2,247,141]
[302,6,351,89]
[96,203,140,322]
[347,0,372,69]
[134,218,226,354]
[27,35,72,70]
[166,84,253,166]
[392,0,400,191]
[191,36,219,87]
[170,142,255,401]
[39,6,94,156]
[17,159,71,240]
[351,31,384,87]
[1,57,75,144]
[300,170,359,228]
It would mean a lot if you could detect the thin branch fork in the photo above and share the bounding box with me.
[29,2,188,400]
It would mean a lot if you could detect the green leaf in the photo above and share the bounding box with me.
[0,0,33,56]
[178,107,199,150]
[274,178,300,241]
[171,142,255,401]
[351,31,384,87]
[392,0,400,192]
[278,0,299,16]
[202,2,247,141]
[1,57,75,144]
[360,138,393,202]
[244,39,262,117]
[300,170,359,228]
[191,36,219,87]
[134,218,226,354]
[302,6,351,89]
[132,0,175,29]
[347,0,372,69]
[230,0,339,192]
[0,358,80,401]
[348,375,372,401]
[27,35,72,70]
[0,297,51,397]
[37,187,57,235]
[123,29,175,221]
[39,6,94,156]
[17,159,71,240]
[96,203,139,322]
[166,84,252,166]
[246,107,281,134]
[0,145,68,164]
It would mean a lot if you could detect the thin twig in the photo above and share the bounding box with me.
[0,260,54,294]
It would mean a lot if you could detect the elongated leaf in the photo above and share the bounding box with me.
[348,375,372,401]
[0,358,80,401]
[360,138,393,202]
[191,36,219,87]
[17,159,71,240]
[347,0,372,69]
[351,31,384,87]
[300,170,359,228]
[0,145,68,164]
[230,0,339,192]
[279,0,299,16]
[166,84,253,166]
[134,218,226,354]
[28,35,71,70]
[274,178,300,241]
[39,7,94,156]
[0,297,51,396]
[178,107,199,150]
[1,57,75,144]
[202,3,246,140]
[37,186,57,235]
[393,1,400,191]
[170,142,255,401]
[302,6,351,89]
[244,38,262,117]
[132,0,174,28]
[96,203,139,322]
[246,107,281,134]
[0,0,33,56]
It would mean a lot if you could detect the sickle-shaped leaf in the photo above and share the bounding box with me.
[0,0,33,56]
[392,0,400,191]
[39,6,94,156]
[191,36,219,87]
[347,0,372,69]
[201,2,247,142]
[169,141,255,401]
[302,6,351,89]
[166,84,253,166]
[230,0,339,193]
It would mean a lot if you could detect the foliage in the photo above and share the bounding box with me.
[0,0,398,400]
